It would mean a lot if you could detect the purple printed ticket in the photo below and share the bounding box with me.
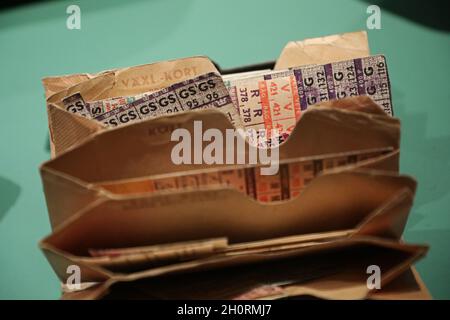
[93,72,239,127]
[225,55,393,141]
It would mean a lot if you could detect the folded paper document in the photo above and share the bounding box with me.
[38,31,430,299]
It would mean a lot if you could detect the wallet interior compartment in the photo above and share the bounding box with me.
[42,170,416,258]
[93,147,395,199]
[75,230,353,273]
[42,106,400,184]
[99,240,425,300]
[40,103,401,229]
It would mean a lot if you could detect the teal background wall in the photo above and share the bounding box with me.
[0,0,449,299]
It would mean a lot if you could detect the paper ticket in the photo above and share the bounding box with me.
[225,55,392,141]
[62,93,91,118]
[87,95,139,118]
[88,238,228,258]
[92,72,242,128]
[88,70,269,121]
[62,93,137,119]
[99,148,390,203]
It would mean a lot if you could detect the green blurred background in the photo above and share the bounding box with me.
[0,0,449,299]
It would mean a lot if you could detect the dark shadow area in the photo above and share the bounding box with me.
[104,244,409,299]
[0,0,43,10]
[362,0,450,31]
[218,61,276,75]
[0,0,149,11]
[0,176,21,222]
[45,134,50,153]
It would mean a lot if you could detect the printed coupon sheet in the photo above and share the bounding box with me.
[88,95,140,118]
[62,93,91,118]
[63,72,242,128]
[61,55,392,146]
[225,55,392,141]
